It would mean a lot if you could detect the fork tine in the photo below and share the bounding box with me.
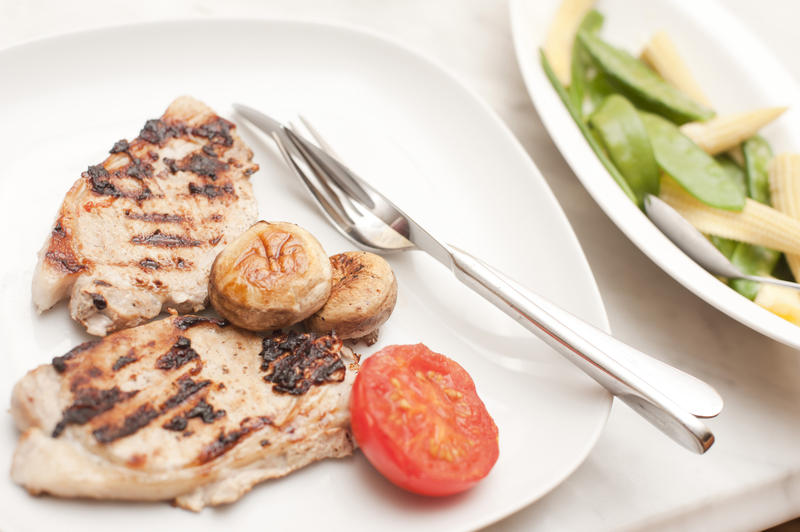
[284,125,376,208]
[297,115,340,158]
[271,132,352,229]
[281,128,369,223]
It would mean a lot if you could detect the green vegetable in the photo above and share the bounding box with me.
[569,10,605,116]
[729,243,781,300]
[729,135,780,299]
[578,32,715,125]
[589,94,659,205]
[584,67,616,117]
[639,111,745,210]
[540,49,638,203]
[743,135,773,204]
[710,236,737,259]
[715,154,747,197]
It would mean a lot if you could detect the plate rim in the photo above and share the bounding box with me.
[0,17,612,529]
[509,0,800,349]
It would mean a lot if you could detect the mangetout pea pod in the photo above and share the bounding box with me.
[710,235,738,259]
[540,50,638,203]
[729,243,781,300]
[729,136,780,299]
[569,10,605,117]
[578,31,714,125]
[589,94,659,205]
[715,154,746,197]
[743,135,773,203]
[640,111,745,210]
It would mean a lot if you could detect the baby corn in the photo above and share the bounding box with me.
[641,31,711,107]
[680,107,787,155]
[659,176,800,255]
[543,0,596,86]
[769,153,800,279]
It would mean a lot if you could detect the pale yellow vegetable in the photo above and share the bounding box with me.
[680,107,787,155]
[543,0,596,86]
[754,284,800,326]
[728,146,745,166]
[641,31,711,107]
[659,176,800,255]
[768,153,800,280]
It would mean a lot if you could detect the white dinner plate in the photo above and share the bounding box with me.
[510,0,800,349]
[0,19,611,532]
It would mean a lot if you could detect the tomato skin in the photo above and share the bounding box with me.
[350,344,499,496]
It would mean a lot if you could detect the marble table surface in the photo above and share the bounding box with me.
[3,0,800,530]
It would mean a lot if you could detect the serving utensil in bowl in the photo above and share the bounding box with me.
[644,194,800,290]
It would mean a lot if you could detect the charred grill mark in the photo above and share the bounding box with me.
[209,234,223,246]
[125,159,154,180]
[330,253,366,291]
[163,416,188,431]
[52,222,66,238]
[52,386,138,437]
[84,164,152,201]
[112,353,138,371]
[138,258,160,270]
[110,139,129,153]
[160,376,211,411]
[85,165,121,197]
[77,374,215,444]
[45,250,86,274]
[124,209,186,223]
[89,293,107,310]
[92,403,159,443]
[162,398,226,431]
[52,340,102,373]
[136,187,153,201]
[109,139,154,179]
[202,144,217,157]
[192,117,235,147]
[164,153,229,180]
[188,182,234,198]
[155,336,198,370]
[187,399,226,423]
[259,331,346,395]
[137,256,194,271]
[173,315,227,330]
[185,153,227,179]
[138,119,186,145]
[45,218,87,274]
[94,280,111,287]
[196,416,272,465]
[130,229,202,248]
[244,166,257,176]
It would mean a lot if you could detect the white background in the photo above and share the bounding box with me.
[2,1,800,530]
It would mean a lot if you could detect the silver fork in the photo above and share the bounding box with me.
[234,104,721,454]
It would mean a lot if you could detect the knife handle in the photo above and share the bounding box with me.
[447,245,717,454]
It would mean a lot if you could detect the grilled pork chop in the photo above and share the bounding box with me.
[11,315,358,511]
[32,96,258,336]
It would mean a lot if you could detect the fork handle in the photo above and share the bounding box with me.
[447,245,716,454]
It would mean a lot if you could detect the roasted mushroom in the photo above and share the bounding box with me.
[306,251,397,342]
[209,221,332,331]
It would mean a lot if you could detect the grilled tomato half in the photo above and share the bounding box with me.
[350,344,499,496]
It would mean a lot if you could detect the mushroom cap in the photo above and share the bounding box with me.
[306,251,397,340]
[209,221,332,331]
